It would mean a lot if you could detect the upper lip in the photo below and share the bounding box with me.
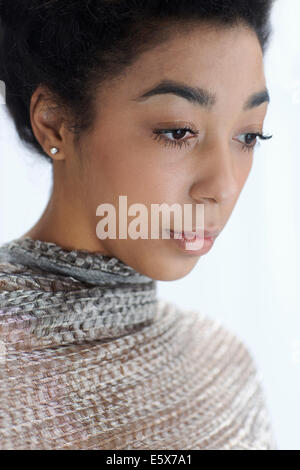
[167,228,221,239]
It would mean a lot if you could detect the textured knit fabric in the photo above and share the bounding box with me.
[0,237,277,450]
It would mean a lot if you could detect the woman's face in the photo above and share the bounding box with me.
[31,23,270,281]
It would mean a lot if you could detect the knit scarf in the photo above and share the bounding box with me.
[0,237,157,350]
[0,237,277,450]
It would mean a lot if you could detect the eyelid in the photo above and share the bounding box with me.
[233,131,273,154]
[154,121,199,133]
[234,130,272,141]
[151,125,199,149]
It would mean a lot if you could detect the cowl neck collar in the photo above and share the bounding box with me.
[0,237,154,286]
[0,237,158,351]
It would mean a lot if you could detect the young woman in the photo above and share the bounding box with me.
[0,0,277,449]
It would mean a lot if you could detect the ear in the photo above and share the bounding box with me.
[30,84,66,161]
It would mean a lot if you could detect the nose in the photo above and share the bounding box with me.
[189,140,241,205]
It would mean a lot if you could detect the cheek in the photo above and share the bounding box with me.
[87,133,177,204]
[227,157,253,212]
[239,154,254,185]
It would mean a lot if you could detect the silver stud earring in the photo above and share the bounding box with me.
[50,147,59,155]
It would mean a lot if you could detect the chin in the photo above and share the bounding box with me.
[139,256,199,282]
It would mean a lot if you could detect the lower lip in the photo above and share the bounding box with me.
[164,230,215,255]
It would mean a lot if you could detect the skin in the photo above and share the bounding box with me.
[21,23,270,281]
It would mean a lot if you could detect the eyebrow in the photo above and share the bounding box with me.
[133,79,270,111]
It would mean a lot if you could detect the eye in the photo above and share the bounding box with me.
[234,132,273,153]
[152,126,200,149]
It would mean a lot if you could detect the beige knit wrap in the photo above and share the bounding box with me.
[0,237,277,449]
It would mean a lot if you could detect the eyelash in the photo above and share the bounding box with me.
[152,126,273,153]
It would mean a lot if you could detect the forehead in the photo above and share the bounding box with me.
[105,24,266,111]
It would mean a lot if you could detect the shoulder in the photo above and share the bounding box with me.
[157,297,257,362]
[156,298,278,450]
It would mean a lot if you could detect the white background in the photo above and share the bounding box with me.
[0,0,299,450]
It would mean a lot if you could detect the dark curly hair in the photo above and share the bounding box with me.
[0,0,276,163]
